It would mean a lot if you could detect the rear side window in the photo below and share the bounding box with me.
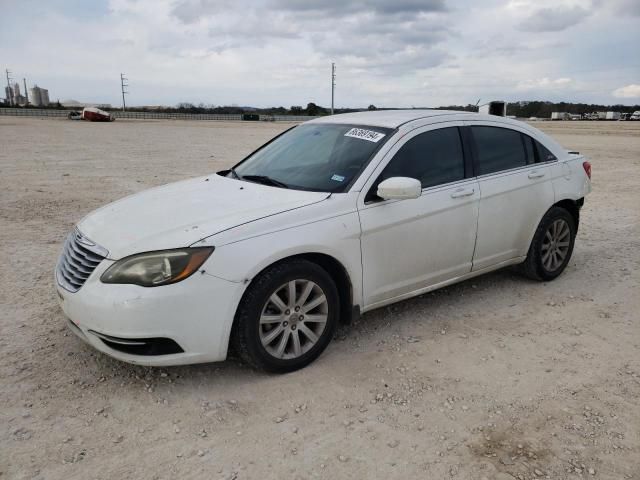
[535,140,557,162]
[378,127,465,189]
[472,126,527,175]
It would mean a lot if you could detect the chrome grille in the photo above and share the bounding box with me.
[56,229,108,292]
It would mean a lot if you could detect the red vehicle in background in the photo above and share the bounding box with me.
[81,107,114,122]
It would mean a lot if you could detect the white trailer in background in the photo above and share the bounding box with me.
[605,111,621,120]
[551,112,569,120]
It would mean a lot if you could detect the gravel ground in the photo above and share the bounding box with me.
[1,117,639,480]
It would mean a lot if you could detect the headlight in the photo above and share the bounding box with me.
[101,247,214,287]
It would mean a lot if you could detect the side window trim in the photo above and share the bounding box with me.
[363,177,477,206]
[520,133,531,164]
[475,162,538,179]
[420,176,476,193]
[459,125,476,178]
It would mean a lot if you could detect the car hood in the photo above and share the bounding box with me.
[78,174,329,259]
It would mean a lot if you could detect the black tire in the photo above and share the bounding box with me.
[520,206,577,281]
[231,259,340,373]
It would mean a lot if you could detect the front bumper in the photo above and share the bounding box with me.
[56,260,245,366]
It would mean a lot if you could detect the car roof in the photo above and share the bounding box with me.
[307,109,478,129]
[307,109,567,156]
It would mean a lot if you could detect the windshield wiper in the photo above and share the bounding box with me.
[241,175,290,189]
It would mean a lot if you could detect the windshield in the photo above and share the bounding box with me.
[232,123,393,192]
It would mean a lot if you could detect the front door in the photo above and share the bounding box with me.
[358,124,480,308]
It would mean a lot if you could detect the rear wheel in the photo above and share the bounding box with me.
[520,206,577,281]
[231,259,339,373]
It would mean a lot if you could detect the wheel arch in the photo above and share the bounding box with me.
[291,253,355,325]
[553,197,583,231]
[522,197,583,259]
[519,199,580,281]
[234,252,356,330]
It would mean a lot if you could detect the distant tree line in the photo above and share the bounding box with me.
[433,104,479,112]
[2,99,638,118]
[158,102,364,116]
[91,101,640,117]
[507,101,640,118]
[434,101,640,117]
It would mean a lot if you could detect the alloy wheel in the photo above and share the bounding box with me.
[541,218,571,272]
[259,279,329,359]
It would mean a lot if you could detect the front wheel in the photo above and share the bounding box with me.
[231,259,339,373]
[520,206,577,281]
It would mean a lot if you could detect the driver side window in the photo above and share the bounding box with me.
[378,127,465,190]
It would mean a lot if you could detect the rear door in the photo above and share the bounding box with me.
[358,123,480,308]
[467,122,556,270]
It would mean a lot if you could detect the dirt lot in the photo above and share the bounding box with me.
[1,117,639,480]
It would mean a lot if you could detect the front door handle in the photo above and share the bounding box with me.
[450,188,475,198]
[528,170,545,179]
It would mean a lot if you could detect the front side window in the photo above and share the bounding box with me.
[233,123,392,192]
[376,127,465,190]
[472,126,527,175]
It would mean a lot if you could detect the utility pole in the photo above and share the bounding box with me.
[120,73,128,112]
[331,63,336,115]
[23,78,29,105]
[5,69,13,106]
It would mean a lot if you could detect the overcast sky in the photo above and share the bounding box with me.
[1,0,639,108]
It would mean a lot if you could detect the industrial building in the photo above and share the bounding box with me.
[5,82,28,106]
[3,74,50,106]
[29,85,49,107]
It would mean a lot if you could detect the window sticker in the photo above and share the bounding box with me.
[344,127,386,143]
[331,174,345,182]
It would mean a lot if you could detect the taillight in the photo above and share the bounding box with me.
[583,161,592,180]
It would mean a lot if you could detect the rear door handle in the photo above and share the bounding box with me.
[528,170,545,179]
[450,188,475,198]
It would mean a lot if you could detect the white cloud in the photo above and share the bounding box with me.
[612,84,640,98]
[517,77,573,90]
[519,5,590,32]
[608,0,640,16]
[0,0,638,107]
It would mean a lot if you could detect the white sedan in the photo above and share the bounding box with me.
[56,110,592,372]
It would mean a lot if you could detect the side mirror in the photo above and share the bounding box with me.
[377,177,422,200]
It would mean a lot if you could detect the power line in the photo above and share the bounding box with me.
[120,73,129,112]
[5,69,14,106]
